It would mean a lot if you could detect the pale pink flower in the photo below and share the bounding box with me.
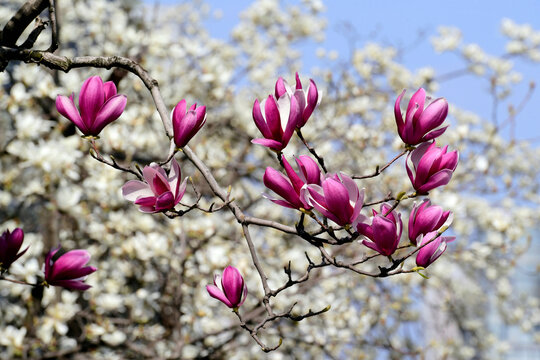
[122,159,188,213]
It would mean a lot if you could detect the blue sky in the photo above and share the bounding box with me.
[152,0,540,142]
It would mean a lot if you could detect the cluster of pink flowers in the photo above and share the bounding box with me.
[54,75,458,311]
[254,77,458,277]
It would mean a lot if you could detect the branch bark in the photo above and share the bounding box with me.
[0,0,49,47]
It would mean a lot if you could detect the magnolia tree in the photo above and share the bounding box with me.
[0,0,539,359]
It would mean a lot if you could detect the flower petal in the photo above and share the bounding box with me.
[92,94,127,134]
[122,180,154,202]
[79,76,104,127]
[56,95,88,134]
[206,285,233,308]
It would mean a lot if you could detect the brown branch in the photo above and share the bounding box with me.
[0,0,49,47]
[47,0,58,52]
[18,17,48,50]
[353,149,408,179]
[296,128,328,173]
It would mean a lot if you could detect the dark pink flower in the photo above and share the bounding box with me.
[44,247,97,291]
[357,204,403,256]
[275,72,321,128]
[206,266,248,309]
[263,155,322,210]
[172,100,207,148]
[0,228,28,272]
[408,200,452,245]
[56,76,127,137]
[306,173,364,227]
[122,159,188,213]
[251,90,302,152]
[416,232,455,268]
[395,88,448,145]
[406,142,459,194]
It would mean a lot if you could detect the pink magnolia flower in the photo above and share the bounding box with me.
[172,99,207,148]
[251,91,302,152]
[357,204,403,256]
[395,88,449,145]
[44,247,97,291]
[263,155,321,210]
[0,228,28,272]
[275,72,321,128]
[409,200,452,245]
[416,232,456,268]
[306,173,364,227]
[406,141,459,194]
[122,159,188,213]
[206,266,248,309]
[56,76,127,137]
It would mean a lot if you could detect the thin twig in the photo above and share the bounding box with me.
[353,149,408,179]
[296,129,328,173]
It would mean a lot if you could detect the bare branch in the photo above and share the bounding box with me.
[0,0,49,47]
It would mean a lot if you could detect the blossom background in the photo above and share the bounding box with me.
[0,0,539,359]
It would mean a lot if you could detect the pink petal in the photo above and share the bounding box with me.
[56,95,88,134]
[394,89,406,133]
[322,178,352,225]
[281,94,301,147]
[296,155,321,185]
[103,81,117,100]
[406,88,425,125]
[371,216,399,256]
[263,167,302,208]
[274,77,289,98]
[252,99,272,139]
[122,180,153,202]
[79,76,104,128]
[265,96,282,140]
[92,94,127,134]
[207,284,233,308]
[167,159,182,197]
[301,79,319,127]
[51,279,92,291]
[418,98,448,135]
[417,169,454,193]
[134,196,157,208]
[422,126,448,142]
[222,266,244,307]
[293,89,307,128]
[50,250,91,279]
[251,138,284,150]
[154,191,175,211]
[282,157,304,194]
[295,72,303,90]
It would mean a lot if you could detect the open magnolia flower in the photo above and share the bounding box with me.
[56,75,127,137]
[306,172,365,227]
[357,204,403,256]
[251,91,302,152]
[122,159,188,213]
